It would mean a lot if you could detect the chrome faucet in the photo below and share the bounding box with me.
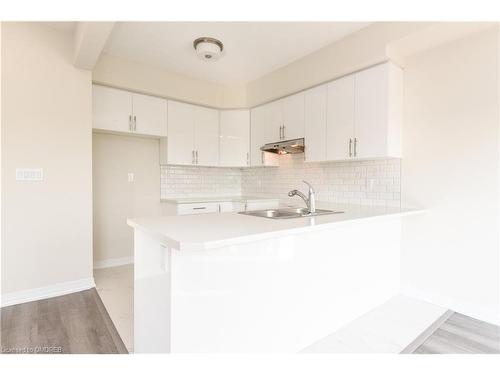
[288,180,316,214]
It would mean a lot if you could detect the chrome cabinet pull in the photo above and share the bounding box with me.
[133,115,137,131]
[192,206,206,210]
[279,126,282,140]
[246,152,249,165]
[354,138,357,157]
[283,125,286,140]
[129,115,132,131]
[192,150,195,164]
[261,151,264,164]
[195,150,198,164]
[349,138,352,157]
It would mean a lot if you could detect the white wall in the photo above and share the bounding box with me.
[0,22,3,304]
[246,22,434,107]
[1,23,93,298]
[93,53,247,109]
[93,133,162,266]
[401,27,500,324]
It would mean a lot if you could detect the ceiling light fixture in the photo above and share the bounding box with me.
[193,37,224,62]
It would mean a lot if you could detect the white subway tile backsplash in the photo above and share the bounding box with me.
[160,154,401,207]
[160,165,242,199]
[241,154,401,207]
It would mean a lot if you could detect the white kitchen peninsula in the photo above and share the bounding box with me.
[127,204,425,353]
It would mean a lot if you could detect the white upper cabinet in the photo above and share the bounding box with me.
[194,107,219,166]
[162,101,220,166]
[354,62,402,159]
[257,93,305,143]
[93,85,133,133]
[165,101,195,165]
[282,92,305,140]
[326,75,355,160]
[324,62,402,161]
[132,93,166,137]
[266,100,284,142]
[219,110,250,167]
[92,84,167,137]
[250,105,279,167]
[304,84,328,162]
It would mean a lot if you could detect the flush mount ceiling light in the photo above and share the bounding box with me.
[193,37,224,62]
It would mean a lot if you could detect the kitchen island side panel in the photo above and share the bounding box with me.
[167,217,401,352]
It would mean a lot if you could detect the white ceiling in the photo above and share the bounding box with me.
[103,22,371,85]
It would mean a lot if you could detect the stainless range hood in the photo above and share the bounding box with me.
[260,138,305,155]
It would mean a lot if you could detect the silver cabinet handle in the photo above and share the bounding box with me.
[279,126,282,140]
[354,138,357,157]
[261,151,264,164]
[283,125,286,140]
[192,206,206,210]
[246,152,249,166]
[192,150,195,164]
[133,116,137,131]
[129,115,132,131]
[195,150,198,164]
[349,138,352,157]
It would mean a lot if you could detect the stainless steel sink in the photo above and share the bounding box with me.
[239,208,344,219]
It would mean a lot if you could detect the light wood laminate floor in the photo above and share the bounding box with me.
[1,288,128,354]
[413,313,500,354]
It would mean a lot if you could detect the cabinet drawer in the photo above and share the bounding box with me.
[177,202,219,215]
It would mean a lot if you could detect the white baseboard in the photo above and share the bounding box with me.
[401,284,500,326]
[94,256,134,269]
[1,277,96,308]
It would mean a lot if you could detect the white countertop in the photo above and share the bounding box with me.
[128,203,426,251]
[161,196,280,204]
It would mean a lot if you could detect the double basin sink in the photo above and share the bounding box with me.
[239,207,344,220]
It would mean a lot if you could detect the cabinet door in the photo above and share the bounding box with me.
[282,92,305,140]
[92,85,133,133]
[326,75,355,160]
[132,93,167,137]
[250,106,266,166]
[219,110,250,167]
[304,85,327,162]
[250,106,279,167]
[167,101,195,165]
[194,107,219,166]
[266,100,284,142]
[354,63,389,158]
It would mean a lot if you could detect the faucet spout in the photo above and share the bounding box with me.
[288,181,316,214]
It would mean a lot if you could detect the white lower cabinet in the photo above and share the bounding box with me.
[177,202,219,215]
[162,199,279,216]
[219,201,246,213]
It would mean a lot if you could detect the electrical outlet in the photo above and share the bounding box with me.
[16,168,43,181]
[128,173,135,182]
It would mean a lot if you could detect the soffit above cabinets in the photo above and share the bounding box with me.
[102,22,371,85]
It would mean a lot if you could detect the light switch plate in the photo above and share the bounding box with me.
[16,168,44,181]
